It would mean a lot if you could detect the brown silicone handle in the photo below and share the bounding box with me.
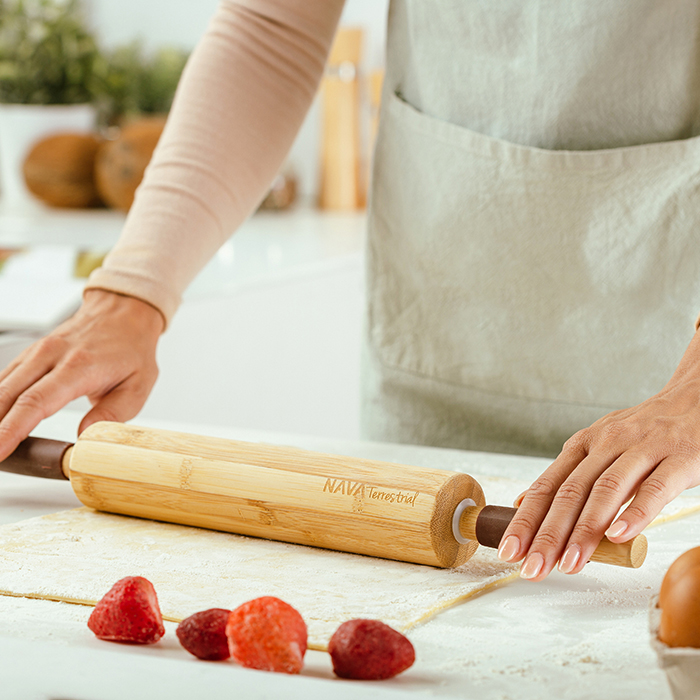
[462,504,648,569]
[475,505,516,549]
[0,437,72,480]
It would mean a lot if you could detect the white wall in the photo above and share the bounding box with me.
[86,0,389,198]
[87,0,218,51]
[88,0,388,58]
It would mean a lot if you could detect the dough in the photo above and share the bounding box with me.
[0,475,698,650]
[0,508,518,650]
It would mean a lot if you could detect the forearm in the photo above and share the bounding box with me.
[86,0,345,326]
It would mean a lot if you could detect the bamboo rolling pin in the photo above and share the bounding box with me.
[0,422,647,569]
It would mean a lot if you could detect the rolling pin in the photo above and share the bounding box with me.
[0,422,647,569]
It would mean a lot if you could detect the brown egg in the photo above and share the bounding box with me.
[658,563,700,648]
[659,546,700,608]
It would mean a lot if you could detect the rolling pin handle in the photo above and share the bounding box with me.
[474,505,517,550]
[0,437,72,480]
[459,504,648,569]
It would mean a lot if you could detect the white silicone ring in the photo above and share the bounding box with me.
[452,498,477,544]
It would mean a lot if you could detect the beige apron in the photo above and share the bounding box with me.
[361,1,700,458]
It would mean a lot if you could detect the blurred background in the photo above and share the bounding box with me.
[90,0,388,202]
[0,0,390,441]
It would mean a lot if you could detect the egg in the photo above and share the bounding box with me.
[658,563,700,648]
[658,546,700,609]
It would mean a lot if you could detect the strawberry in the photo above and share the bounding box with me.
[88,576,165,644]
[328,619,415,680]
[177,608,231,660]
[226,596,307,674]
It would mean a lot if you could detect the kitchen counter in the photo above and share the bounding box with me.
[0,201,365,299]
[0,409,695,700]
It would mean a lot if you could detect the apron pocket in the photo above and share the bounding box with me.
[367,90,700,410]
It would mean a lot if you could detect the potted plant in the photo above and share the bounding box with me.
[93,41,189,127]
[0,0,100,209]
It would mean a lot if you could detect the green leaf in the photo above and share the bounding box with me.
[0,0,189,122]
[0,0,99,104]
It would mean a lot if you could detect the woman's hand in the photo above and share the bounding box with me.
[497,330,700,581]
[0,289,164,461]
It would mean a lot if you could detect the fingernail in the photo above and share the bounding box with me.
[497,535,520,562]
[520,552,544,580]
[558,544,581,574]
[605,520,628,539]
[513,491,527,508]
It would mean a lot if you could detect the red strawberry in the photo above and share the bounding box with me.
[88,576,165,644]
[328,619,415,680]
[226,596,307,674]
[177,608,231,660]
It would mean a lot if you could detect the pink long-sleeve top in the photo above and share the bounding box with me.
[85,0,345,327]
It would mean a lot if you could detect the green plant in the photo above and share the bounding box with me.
[0,0,99,104]
[93,42,189,124]
[0,0,189,121]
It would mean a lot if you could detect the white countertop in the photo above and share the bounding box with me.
[0,201,365,301]
[0,410,694,700]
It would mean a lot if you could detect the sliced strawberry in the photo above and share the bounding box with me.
[88,576,165,644]
[329,619,415,680]
[226,596,307,674]
[177,608,231,660]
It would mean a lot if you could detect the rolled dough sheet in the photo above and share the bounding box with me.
[0,475,698,650]
[0,509,520,651]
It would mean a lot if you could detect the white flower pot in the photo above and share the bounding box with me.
[0,103,96,211]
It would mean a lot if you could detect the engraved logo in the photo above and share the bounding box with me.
[179,458,194,490]
[323,478,418,507]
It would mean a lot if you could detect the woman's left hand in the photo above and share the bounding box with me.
[497,329,700,581]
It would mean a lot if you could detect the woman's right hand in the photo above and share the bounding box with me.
[0,289,164,461]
